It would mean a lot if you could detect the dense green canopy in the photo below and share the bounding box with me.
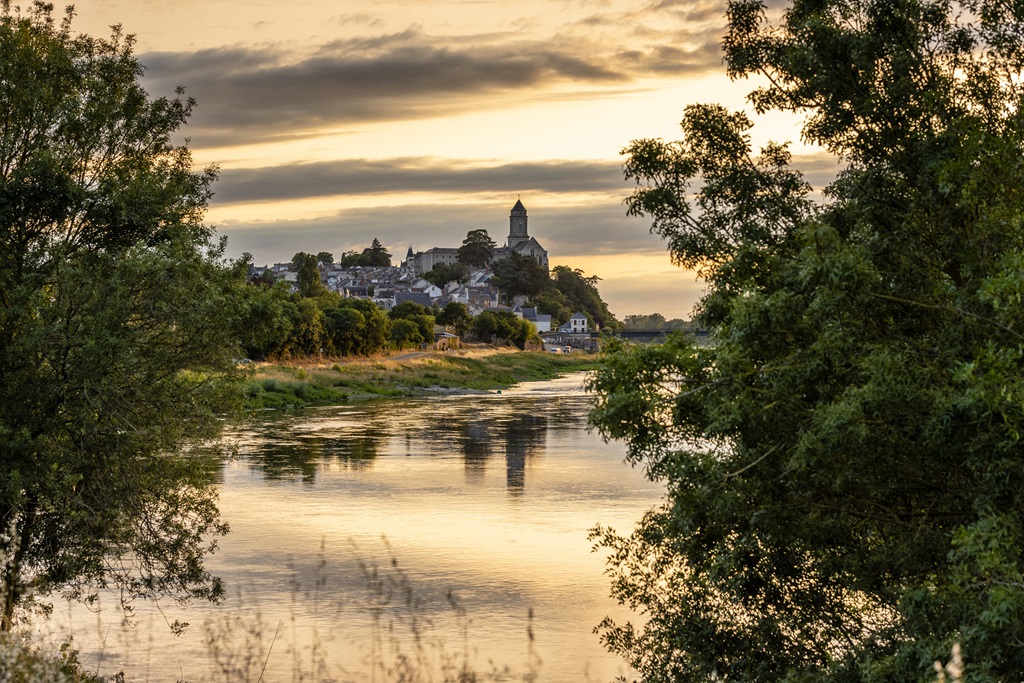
[0,4,242,630]
[457,229,497,269]
[590,0,1024,680]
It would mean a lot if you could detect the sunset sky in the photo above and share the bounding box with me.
[70,0,835,319]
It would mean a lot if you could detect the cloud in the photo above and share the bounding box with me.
[216,199,661,264]
[139,24,724,147]
[212,148,844,260]
[211,158,627,205]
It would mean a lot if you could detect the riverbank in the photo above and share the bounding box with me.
[243,345,599,408]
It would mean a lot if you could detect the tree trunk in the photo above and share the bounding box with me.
[1,509,32,632]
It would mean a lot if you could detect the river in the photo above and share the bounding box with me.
[45,373,664,682]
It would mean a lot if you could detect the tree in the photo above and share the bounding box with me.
[491,252,548,301]
[437,302,473,336]
[325,298,390,356]
[472,310,534,349]
[293,251,326,298]
[422,261,468,287]
[316,251,334,266]
[457,229,496,269]
[389,300,431,320]
[550,266,619,330]
[338,250,362,267]
[589,1,1024,680]
[0,6,242,630]
[361,238,392,267]
[390,318,424,349]
[236,279,296,360]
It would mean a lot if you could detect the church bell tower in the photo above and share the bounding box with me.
[508,199,528,248]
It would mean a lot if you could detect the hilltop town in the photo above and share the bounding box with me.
[247,199,613,339]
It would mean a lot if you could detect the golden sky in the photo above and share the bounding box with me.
[68,0,828,319]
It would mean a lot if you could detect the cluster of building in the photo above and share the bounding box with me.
[251,200,593,341]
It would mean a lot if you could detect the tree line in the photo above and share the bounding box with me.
[235,255,543,358]
[241,229,621,361]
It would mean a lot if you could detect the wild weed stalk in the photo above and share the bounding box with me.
[191,539,540,683]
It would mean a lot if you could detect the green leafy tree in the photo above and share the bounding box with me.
[326,298,390,356]
[550,266,619,330]
[338,250,362,267]
[532,289,572,327]
[281,298,327,358]
[324,306,366,356]
[0,5,242,630]
[457,229,496,269]
[422,261,468,287]
[472,310,534,349]
[390,318,424,349]
[389,300,430,320]
[622,313,692,331]
[437,302,473,336]
[590,1,1024,681]
[491,252,549,302]
[361,238,392,267]
[236,279,296,360]
[294,251,326,298]
[316,251,334,266]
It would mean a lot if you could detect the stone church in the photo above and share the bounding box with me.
[405,199,549,274]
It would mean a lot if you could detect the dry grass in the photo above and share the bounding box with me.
[243,346,598,408]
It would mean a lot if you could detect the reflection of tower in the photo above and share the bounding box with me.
[505,442,526,492]
[503,413,546,494]
[508,199,529,249]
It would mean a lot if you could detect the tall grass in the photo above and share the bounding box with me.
[183,541,541,683]
[16,540,542,683]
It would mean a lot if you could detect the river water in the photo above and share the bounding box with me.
[46,374,664,682]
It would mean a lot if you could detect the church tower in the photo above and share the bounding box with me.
[508,199,529,249]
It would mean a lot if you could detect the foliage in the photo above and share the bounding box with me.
[292,251,327,298]
[524,266,620,329]
[472,311,536,349]
[389,300,432,320]
[621,313,692,331]
[531,290,573,327]
[550,266,619,330]
[0,4,241,631]
[390,318,424,349]
[589,0,1024,681]
[337,240,392,268]
[457,229,497,269]
[422,261,469,287]
[316,251,334,266]
[338,250,363,267]
[362,238,392,267]
[0,634,106,683]
[437,302,473,336]
[235,279,297,360]
[238,282,392,360]
[324,298,392,356]
[491,252,549,301]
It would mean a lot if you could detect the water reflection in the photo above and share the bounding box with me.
[238,387,589,493]
[47,374,663,683]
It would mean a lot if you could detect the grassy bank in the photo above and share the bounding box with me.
[243,347,599,409]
